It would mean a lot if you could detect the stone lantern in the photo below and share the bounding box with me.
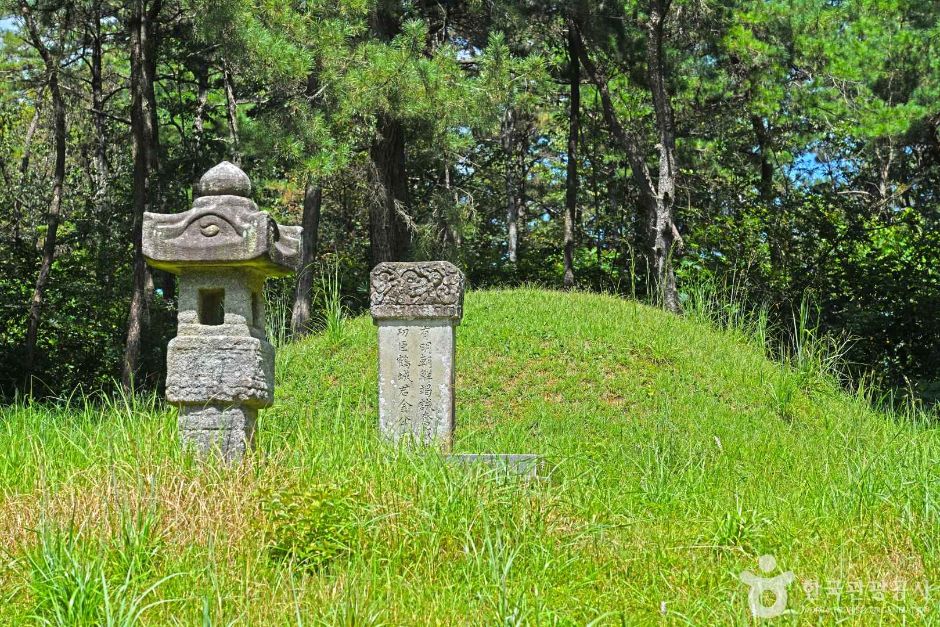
[143,161,301,460]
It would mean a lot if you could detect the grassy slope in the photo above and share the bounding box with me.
[0,288,937,624]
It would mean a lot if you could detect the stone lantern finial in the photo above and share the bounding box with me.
[142,162,302,461]
[196,161,252,198]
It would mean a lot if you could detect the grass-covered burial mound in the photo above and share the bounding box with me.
[0,289,937,623]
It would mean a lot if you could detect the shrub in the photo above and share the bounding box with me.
[260,485,358,570]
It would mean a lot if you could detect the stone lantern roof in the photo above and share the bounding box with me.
[142,161,302,276]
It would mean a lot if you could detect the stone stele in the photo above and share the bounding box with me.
[370,261,465,448]
[143,161,301,461]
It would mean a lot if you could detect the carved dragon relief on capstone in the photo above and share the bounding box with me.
[370,261,465,321]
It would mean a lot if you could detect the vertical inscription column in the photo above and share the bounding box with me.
[370,262,465,448]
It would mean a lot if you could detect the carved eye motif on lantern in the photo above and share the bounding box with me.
[152,208,250,253]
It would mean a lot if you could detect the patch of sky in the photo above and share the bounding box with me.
[453,36,482,62]
[785,144,857,186]
[455,160,474,177]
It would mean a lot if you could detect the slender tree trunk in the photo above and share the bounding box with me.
[604,164,618,265]
[90,1,113,286]
[222,58,241,166]
[192,58,209,185]
[14,91,43,247]
[501,108,520,264]
[291,183,322,337]
[572,13,681,312]
[563,22,581,289]
[751,115,783,272]
[428,161,459,253]
[589,123,603,265]
[751,116,773,204]
[875,138,893,202]
[122,0,161,390]
[19,96,42,177]
[368,2,410,267]
[645,0,680,312]
[91,3,109,206]
[89,4,114,294]
[21,3,67,381]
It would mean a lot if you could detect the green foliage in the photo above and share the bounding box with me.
[259,484,358,570]
[26,527,107,626]
[709,503,773,554]
[0,0,938,402]
[263,281,293,349]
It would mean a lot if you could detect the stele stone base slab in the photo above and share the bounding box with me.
[143,162,300,461]
[370,262,465,449]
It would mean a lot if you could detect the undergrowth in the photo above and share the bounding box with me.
[260,484,359,570]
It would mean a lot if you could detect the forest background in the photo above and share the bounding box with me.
[1,0,938,404]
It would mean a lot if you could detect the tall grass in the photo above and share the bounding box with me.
[265,261,346,347]
[264,282,293,349]
[1,288,938,622]
[682,274,763,338]
[315,260,346,345]
[683,277,859,398]
[22,510,178,626]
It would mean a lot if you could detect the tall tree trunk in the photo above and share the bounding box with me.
[428,160,459,254]
[19,94,42,177]
[91,2,109,206]
[589,124,603,265]
[89,2,113,295]
[192,58,209,185]
[368,1,410,267]
[645,1,680,312]
[501,108,521,264]
[751,116,773,204]
[122,0,161,390]
[14,90,43,247]
[369,114,410,266]
[291,183,322,337]
[563,22,581,289]
[751,115,783,273]
[875,138,894,202]
[20,3,67,381]
[222,58,241,166]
